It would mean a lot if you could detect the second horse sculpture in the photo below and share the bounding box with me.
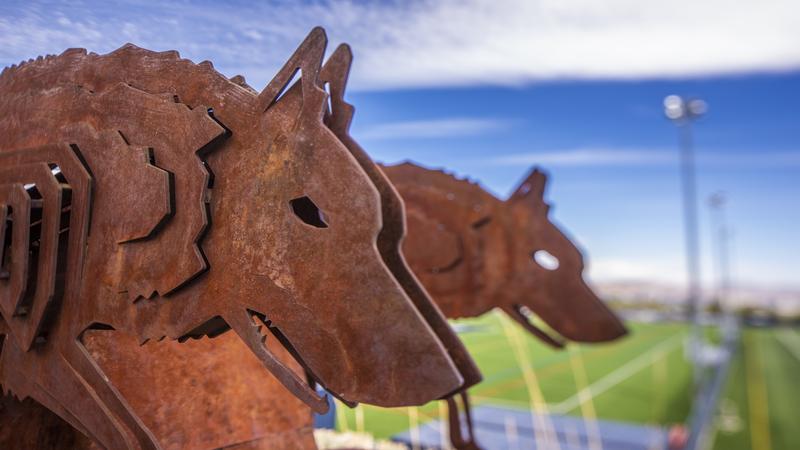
[383,162,628,448]
[384,162,627,347]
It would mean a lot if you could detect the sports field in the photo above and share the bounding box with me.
[712,327,800,450]
[335,311,694,440]
[334,312,800,450]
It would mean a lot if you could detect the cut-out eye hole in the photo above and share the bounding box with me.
[532,250,559,270]
[290,196,328,228]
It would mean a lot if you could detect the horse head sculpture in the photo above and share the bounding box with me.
[383,162,626,347]
[383,162,626,448]
[500,168,627,345]
[0,28,476,449]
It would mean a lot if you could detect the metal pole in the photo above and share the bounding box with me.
[664,95,707,385]
[708,194,727,308]
[709,193,736,339]
[679,122,702,347]
[684,326,738,450]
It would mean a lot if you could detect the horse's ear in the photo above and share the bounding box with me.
[257,27,328,113]
[509,167,548,203]
[320,44,355,134]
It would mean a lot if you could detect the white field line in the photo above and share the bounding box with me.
[552,334,684,415]
[775,329,800,362]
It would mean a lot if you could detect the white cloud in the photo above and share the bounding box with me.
[358,117,512,140]
[492,148,674,166]
[490,148,800,167]
[1,0,798,91]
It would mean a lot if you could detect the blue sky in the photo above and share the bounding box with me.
[1,0,798,289]
[349,75,800,288]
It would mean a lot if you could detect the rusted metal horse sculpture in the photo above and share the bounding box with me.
[382,162,627,448]
[0,28,481,449]
[384,162,627,345]
[0,332,317,449]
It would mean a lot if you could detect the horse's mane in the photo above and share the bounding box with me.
[382,161,501,222]
[0,49,241,349]
[0,27,336,343]
[0,44,256,112]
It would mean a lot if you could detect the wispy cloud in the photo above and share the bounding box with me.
[1,0,798,91]
[493,149,674,166]
[490,148,800,168]
[588,258,682,283]
[358,117,512,140]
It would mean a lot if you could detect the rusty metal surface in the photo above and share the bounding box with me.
[383,162,627,449]
[318,44,482,392]
[0,331,315,450]
[383,162,627,347]
[0,395,96,449]
[0,27,476,449]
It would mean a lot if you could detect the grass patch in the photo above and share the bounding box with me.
[336,311,694,439]
[712,327,800,450]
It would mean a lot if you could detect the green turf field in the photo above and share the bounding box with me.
[712,327,800,450]
[335,311,695,440]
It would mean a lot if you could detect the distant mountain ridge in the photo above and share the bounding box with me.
[593,280,800,315]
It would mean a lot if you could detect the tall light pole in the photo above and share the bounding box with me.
[664,95,707,376]
[708,192,737,340]
[708,193,730,311]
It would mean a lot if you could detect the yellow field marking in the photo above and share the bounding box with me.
[438,400,451,450]
[744,333,772,450]
[498,310,562,450]
[354,403,365,434]
[569,345,603,450]
[335,399,350,432]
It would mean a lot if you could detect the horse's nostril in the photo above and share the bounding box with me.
[532,249,559,270]
[290,196,328,228]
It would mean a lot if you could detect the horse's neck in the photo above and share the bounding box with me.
[0,330,317,449]
[397,184,507,319]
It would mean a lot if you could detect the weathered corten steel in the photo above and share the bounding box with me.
[383,162,627,347]
[0,27,480,449]
[382,162,628,448]
[0,332,315,450]
[319,45,481,392]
